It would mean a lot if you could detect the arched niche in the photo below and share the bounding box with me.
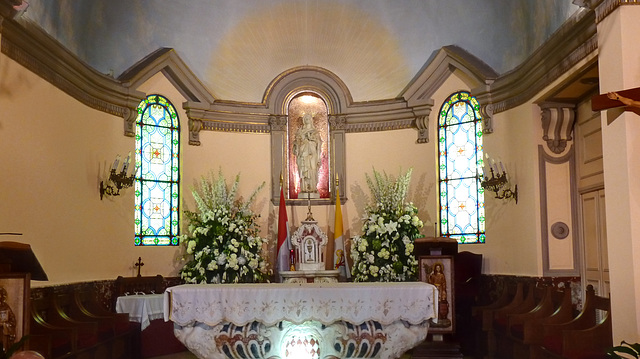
[267,67,349,205]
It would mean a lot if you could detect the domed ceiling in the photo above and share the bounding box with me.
[22,0,579,103]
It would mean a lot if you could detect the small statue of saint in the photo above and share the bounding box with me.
[427,262,450,323]
[0,287,16,350]
[292,113,323,193]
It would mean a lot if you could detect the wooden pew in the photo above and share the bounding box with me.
[28,285,140,359]
[535,285,612,359]
[471,281,524,357]
[506,285,573,359]
[490,282,542,358]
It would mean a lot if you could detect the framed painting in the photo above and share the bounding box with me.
[0,272,30,349]
[419,255,455,333]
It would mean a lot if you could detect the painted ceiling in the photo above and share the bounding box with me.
[21,0,579,103]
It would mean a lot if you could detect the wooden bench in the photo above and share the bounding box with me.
[28,285,139,359]
[534,285,612,359]
[503,285,574,358]
[490,282,543,358]
[471,280,525,357]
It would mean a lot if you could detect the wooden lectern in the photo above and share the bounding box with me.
[0,241,48,281]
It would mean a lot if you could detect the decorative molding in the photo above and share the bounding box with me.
[540,102,577,154]
[188,118,203,146]
[480,103,495,134]
[346,118,415,133]
[328,115,347,131]
[0,1,599,145]
[473,9,597,116]
[538,145,580,277]
[0,15,146,137]
[415,115,429,144]
[119,47,215,104]
[402,45,494,136]
[269,115,287,132]
[596,0,640,24]
[551,222,570,239]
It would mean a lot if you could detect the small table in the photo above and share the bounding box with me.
[116,294,164,330]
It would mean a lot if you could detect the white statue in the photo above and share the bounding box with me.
[292,113,322,193]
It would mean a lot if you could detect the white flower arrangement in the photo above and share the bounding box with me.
[351,168,423,282]
[179,170,271,284]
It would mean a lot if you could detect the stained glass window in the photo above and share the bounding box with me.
[134,95,180,246]
[438,91,485,244]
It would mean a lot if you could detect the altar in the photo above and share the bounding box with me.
[163,282,437,359]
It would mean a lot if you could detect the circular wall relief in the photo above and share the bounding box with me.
[551,222,570,239]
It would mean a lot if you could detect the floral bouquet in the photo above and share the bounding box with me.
[351,168,423,282]
[180,170,271,284]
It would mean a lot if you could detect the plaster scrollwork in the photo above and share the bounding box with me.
[415,114,429,144]
[480,103,494,134]
[328,115,346,130]
[540,103,576,155]
[269,115,288,132]
[123,107,136,137]
[189,118,203,146]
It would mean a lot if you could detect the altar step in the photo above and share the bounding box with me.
[411,338,464,359]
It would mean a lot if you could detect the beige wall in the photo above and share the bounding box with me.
[1,47,572,286]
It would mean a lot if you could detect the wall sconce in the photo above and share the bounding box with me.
[481,159,518,203]
[100,152,135,200]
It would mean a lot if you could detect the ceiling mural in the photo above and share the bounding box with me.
[21,0,579,103]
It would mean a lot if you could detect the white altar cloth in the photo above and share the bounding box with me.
[116,294,164,331]
[164,282,437,359]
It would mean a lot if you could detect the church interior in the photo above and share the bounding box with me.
[1,0,640,358]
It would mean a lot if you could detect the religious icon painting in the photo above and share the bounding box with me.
[419,255,455,334]
[0,273,30,349]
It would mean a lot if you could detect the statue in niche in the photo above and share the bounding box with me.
[292,112,322,193]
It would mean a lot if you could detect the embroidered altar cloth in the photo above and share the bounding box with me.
[164,282,437,359]
[164,282,437,326]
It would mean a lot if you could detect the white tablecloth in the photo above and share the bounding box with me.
[163,282,437,359]
[164,282,437,327]
[116,294,164,330]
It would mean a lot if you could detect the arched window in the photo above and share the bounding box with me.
[438,91,485,244]
[134,95,180,246]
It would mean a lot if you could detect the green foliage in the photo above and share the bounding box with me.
[351,168,423,282]
[608,341,640,358]
[180,169,271,284]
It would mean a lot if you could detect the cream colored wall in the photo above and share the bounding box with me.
[0,54,183,286]
[1,47,564,287]
[480,104,543,275]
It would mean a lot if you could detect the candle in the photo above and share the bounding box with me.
[112,155,120,173]
[122,152,131,174]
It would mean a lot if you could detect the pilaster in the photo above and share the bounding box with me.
[596,1,640,342]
